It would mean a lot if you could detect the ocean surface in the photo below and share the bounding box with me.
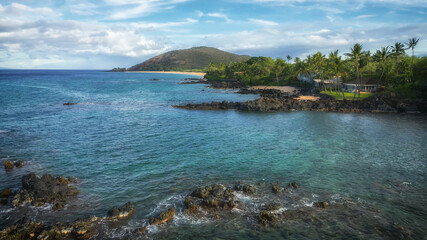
[0,70,426,239]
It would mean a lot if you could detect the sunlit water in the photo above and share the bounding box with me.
[0,70,426,239]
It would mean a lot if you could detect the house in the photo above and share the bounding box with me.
[297,73,315,83]
[313,77,342,87]
[343,79,380,93]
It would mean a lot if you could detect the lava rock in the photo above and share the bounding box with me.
[106,202,136,220]
[149,208,175,225]
[12,173,79,208]
[14,161,24,168]
[0,188,12,198]
[271,183,282,194]
[4,160,14,170]
[257,211,278,226]
[265,202,280,211]
[314,201,329,208]
[234,183,256,194]
[288,182,298,189]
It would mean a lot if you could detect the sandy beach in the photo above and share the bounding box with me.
[128,71,206,77]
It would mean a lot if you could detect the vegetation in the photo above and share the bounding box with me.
[321,91,374,100]
[111,67,126,72]
[205,38,426,100]
[128,47,250,72]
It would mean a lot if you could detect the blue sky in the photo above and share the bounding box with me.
[0,0,426,69]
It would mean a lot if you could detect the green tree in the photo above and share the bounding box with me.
[391,42,406,73]
[344,43,365,98]
[406,37,420,65]
[272,58,286,82]
[373,46,391,85]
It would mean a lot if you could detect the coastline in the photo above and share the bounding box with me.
[127,71,206,77]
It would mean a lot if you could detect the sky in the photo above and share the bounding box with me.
[0,0,426,69]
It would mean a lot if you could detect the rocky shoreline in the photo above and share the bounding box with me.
[175,97,426,113]
[1,172,422,239]
[176,78,426,113]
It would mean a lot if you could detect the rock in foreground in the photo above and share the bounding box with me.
[11,173,79,209]
[106,202,135,220]
[149,208,175,225]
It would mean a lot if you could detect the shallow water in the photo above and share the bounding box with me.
[0,70,426,239]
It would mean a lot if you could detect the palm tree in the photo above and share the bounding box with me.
[406,37,420,65]
[313,52,326,91]
[391,42,405,73]
[373,46,391,84]
[328,50,342,94]
[344,43,365,99]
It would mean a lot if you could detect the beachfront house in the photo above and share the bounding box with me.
[343,79,380,93]
[297,73,315,83]
[313,76,342,87]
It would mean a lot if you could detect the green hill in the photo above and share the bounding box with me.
[128,46,250,71]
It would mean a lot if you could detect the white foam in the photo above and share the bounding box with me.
[272,207,288,214]
[0,208,15,213]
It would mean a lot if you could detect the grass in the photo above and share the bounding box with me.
[321,91,374,100]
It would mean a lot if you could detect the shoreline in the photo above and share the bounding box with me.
[126,71,206,77]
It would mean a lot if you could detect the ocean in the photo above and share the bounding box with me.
[0,70,426,239]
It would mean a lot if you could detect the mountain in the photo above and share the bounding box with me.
[128,47,250,71]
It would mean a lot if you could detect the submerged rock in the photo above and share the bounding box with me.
[14,161,24,168]
[11,173,79,208]
[257,211,278,226]
[4,160,14,170]
[106,202,135,220]
[149,208,175,225]
[271,183,282,194]
[234,183,256,194]
[134,226,148,235]
[0,188,12,198]
[314,201,329,208]
[288,182,298,189]
[63,102,78,106]
[265,202,280,211]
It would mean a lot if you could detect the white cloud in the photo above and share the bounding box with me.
[206,13,232,23]
[106,0,190,20]
[248,18,279,26]
[0,3,61,20]
[353,15,376,19]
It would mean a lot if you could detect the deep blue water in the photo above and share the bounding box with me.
[0,70,426,239]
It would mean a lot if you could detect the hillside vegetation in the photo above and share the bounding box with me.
[128,47,250,72]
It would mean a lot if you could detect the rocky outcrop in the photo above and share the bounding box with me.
[149,208,175,225]
[4,160,14,170]
[105,202,135,220]
[184,184,238,215]
[0,188,12,198]
[11,173,79,209]
[271,183,282,194]
[174,93,426,113]
[234,183,256,194]
[14,161,24,168]
[0,216,100,240]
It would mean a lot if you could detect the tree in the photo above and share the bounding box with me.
[391,42,406,73]
[344,43,365,99]
[406,37,420,65]
[313,52,327,91]
[373,46,391,84]
[328,50,344,96]
[272,58,286,82]
[286,55,292,62]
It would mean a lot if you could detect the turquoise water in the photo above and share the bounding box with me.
[0,70,426,239]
